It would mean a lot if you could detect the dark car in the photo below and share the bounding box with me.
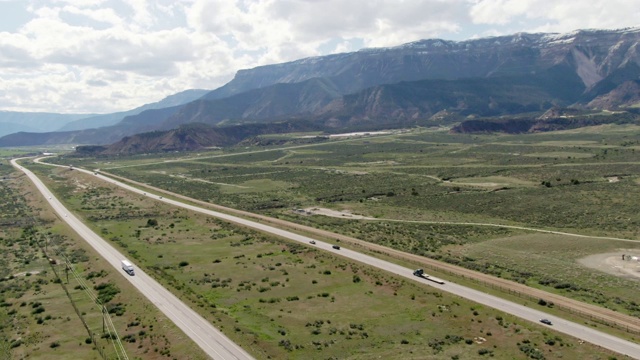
[332,245,341,250]
[539,319,552,325]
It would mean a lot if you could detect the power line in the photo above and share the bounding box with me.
[32,216,128,360]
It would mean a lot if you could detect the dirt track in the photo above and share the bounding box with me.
[101,171,640,336]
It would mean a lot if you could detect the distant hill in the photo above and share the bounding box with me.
[86,107,640,155]
[58,89,209,131]
[0,122,39,137]
[0,111,90,137]
[0,90,209,146]
[450,111,640,134]
[0,78,340,147]
[155,77,341,130]
[0,106,183,147]
[75,121,322,155]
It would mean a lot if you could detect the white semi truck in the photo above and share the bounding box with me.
[121,260,135,275]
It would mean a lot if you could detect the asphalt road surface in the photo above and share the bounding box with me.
[12,159,255,360]
[19,159,640,359]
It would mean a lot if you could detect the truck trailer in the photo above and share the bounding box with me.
[413,269,445,284]
[413,269,427,278]
[121,260,135,275]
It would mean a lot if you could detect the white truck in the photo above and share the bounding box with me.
[121,260,135,275]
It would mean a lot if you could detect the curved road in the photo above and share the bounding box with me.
[19,158,640,359]
[11,159,255,360]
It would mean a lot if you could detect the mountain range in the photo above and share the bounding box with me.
[0,89,209,138]
[0,111,91,138]
[2,27,640,151]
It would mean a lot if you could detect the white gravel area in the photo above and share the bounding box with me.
[579,251,640,279]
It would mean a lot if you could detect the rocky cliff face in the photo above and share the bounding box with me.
[205,28,640,100]
[587,80,640,109]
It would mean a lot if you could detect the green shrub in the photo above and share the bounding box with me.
[94,282,120,304]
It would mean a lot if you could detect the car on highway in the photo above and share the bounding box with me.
[332,245,340,250]
[540,319,552,325]
[309,240,316,244]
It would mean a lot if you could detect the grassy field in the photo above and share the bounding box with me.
[45,124,640,323]
[15,162,621,359]
[0,159,209,360]
[0,149,33,158]
[0,160,101,359]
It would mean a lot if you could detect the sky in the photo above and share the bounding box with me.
[0,0,638,114]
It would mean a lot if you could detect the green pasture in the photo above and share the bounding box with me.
[0,167,101,359]
[42,124,640,322]
[27,165,620,359]
[0,149,32,157]
[1,162,209,360]
[447,233,640,314]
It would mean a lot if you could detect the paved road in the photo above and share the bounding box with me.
[23,159,640,359]
[11,159,255,360]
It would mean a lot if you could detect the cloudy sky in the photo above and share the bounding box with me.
[1,0,638,114]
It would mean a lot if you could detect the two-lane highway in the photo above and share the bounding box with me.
[17,158,640,359]
[12,158,255,360]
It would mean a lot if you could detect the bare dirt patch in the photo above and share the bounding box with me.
[452,181,501,187]
[579,250,640,280]
[302,207,375,219]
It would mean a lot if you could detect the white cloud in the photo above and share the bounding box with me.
[469,0,535,25]
[126,0,154,28]
[61,5,124,26]
[470,0,640,33]
[187,0,467,52]
[51,0,108,7]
